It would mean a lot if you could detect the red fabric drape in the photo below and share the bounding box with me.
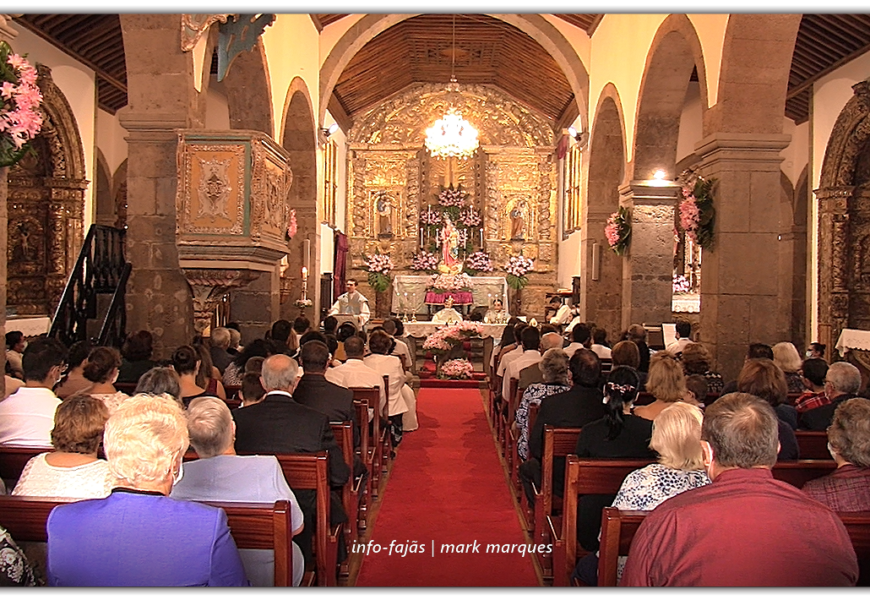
[333,231,349,303]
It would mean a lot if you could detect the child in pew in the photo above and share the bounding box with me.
[683,375,709,409]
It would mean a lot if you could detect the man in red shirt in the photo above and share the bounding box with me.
[621,393,858,587]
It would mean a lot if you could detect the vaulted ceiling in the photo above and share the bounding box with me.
[13,13,870,127]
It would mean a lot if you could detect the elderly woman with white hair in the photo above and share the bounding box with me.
[772,341,805,394]
[171,396,305,586]
[573,402,711,586]
[45,394,249,586]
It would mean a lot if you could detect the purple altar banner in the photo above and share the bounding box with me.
[424,290,474,305]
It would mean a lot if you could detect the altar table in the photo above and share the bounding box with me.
[402,321,506,339]
[392,275,508,315]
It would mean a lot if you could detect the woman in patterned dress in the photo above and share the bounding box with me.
[514,348,570,462]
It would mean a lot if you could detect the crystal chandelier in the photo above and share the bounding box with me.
[424,16,479,160]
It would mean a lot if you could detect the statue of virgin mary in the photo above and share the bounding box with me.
[438,215,463,275]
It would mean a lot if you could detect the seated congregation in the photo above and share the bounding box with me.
[0,315,419,586]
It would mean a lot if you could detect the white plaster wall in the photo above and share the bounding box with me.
[95,108,127,177]
[809,47,870,341]
[676,81,703,164]
[319,111,348,278]
[11,25,97,229]
[204,77,230,130]
[557,115,585,288]
[780,118,809,188]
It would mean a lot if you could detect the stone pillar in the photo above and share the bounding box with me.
[618,180,680,329]
[230,267,281,343]
[580,207,624,339]
[696,133,791,380]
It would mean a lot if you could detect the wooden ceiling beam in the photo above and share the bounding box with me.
[787,40,870,100]
[309,15,324,33]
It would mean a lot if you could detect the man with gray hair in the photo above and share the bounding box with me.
[800,360,863,431]
[621,393,858,586]
[518,331,565,391]
[172,397,305,586]
[232,353,350,568]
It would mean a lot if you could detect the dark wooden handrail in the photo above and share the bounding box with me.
[49,224,130,348]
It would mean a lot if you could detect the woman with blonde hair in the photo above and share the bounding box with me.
[45,394,249,586]
[772,341,805,394]
[634,352,687,421]
[573,402,711,585]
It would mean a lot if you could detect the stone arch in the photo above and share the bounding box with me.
[709,14,801,135]
[582,85,628,338]
[222,40,274,135]
[318,13,589,130]
[6,64,88,316]
[816,78,870,355]
[280,77,318,319]
[94,149,113,226]
[632,14,709,180]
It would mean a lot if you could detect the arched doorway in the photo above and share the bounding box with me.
[6,65,87,317]
[582,89,627,338]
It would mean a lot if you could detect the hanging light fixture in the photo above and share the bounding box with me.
[424,15,479,160]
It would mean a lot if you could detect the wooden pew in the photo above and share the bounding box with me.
[506,382,526,502]
[531,425,582,579]
[274,452,341,587]
[350,387,380,501]
[380,374,392,473]
[555,456,839,586]
[519,402,540,528]
[498,377,519,456]
[0,495,296,586]
[329,421,361,555]
[353,399,371,537]
[598,507,870,587]
[795,430,830,460]
[0,445,52,488]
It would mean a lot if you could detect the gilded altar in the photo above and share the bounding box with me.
[346,83,558,317]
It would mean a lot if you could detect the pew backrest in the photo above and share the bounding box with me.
[795,430,830,460]
[540,426,583,514]
[0,445,53,485]
[0,495,295,586]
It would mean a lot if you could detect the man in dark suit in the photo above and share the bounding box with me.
[232,353,350,567]
[293,340,366,478]
[519,348,605,507]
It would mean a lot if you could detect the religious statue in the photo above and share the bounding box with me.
[377,192,392,235]
[438,215,463,275]
[432,295,463,325]
[510,202,525,240]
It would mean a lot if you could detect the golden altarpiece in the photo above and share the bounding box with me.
[346,83,559,317]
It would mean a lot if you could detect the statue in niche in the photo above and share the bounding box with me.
[510,201,526,240]
[439,215,463,275]
[376,191,392,236]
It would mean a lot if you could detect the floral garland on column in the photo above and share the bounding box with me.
[0,42,43,168]
[504,255,534,290]
[604,206,631,256]
[678,172,716,250]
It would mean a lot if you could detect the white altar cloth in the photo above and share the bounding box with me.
[835,328,870,354]
[392,275,508,314]
[402,321,506,339]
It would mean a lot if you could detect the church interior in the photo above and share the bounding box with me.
[1,12,870,588]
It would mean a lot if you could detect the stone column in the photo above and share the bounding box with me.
[696,133,791,380]
[230,267,281,342]
[580,207,624,339]
[618,180,680,329]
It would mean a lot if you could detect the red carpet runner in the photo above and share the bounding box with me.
[354,387,539,586]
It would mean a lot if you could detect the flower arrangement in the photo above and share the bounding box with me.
[429,272,472,292]
[411,250,439,273]
[294,297,313,309]
[604,206,631,256]
[464,250,493,275]
[673,274,691,295]
[422,321,485,354]
[458,206,481,227]
[0,42,43,168]
[364,252,394,293]
[439,358,474,380]
[437,184,466,208]
[678,174,716,250]
[286,208,297,241]
[420,205,442,226]
[504,254,534,290]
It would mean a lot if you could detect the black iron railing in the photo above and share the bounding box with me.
[49,224,131,348]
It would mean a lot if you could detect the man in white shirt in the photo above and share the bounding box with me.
[665,320,693,356]
[589,326,612,360]
[328,279,371,328]
[325,336,386,418]
[381,318,413,373]
[548,297,573,326]
[502,327,543,401]
[563,323,590,358]
[0,337,67,446]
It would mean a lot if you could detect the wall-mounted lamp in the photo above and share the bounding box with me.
[567,126,578,138]
[321,123,340,138]
[653,169,667,181]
